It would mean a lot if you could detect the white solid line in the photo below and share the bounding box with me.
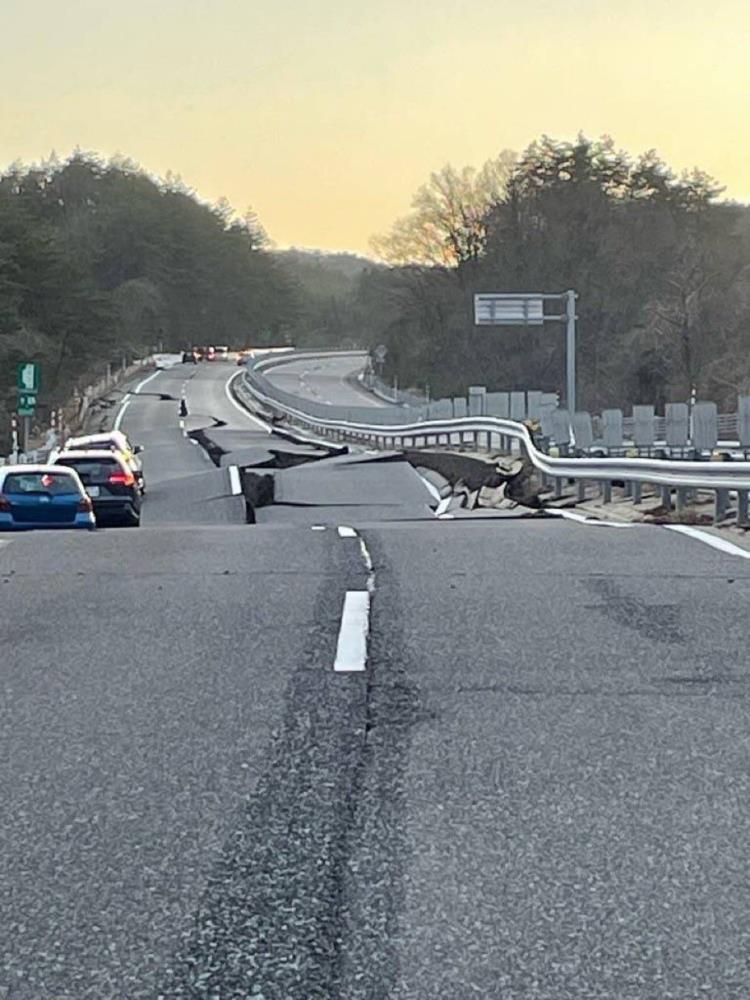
[133,369,162,394]
[555,510,635,528]
[113,369,162,430]
[333,591,370,672]
[338,525,357,537]
[228,465,241,495]
[113,395,132,430]
[224,372,272,432]
[665,524,750,561]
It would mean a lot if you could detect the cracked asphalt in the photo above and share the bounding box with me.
[2,359,750,998]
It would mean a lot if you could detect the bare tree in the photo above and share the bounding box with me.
[370,151,517,268]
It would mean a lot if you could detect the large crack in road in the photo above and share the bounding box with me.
[158,535,420,1000]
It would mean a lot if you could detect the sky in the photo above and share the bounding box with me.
[1,0,748,253]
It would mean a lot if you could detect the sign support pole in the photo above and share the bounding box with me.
[474,290,578,418]
[565,290,577,416]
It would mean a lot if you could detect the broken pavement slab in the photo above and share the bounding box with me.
[273,459,436,508]
[403,448,546,511]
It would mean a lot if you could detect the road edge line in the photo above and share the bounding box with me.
[665,524,750,561]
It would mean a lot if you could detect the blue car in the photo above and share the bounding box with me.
[0,465,96,531]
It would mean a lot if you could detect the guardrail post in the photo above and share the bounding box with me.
[554,477,563,499]
[660,486,672,510]
[632,481,642,505]
[601,480,612,504]
[577,480,586,502]
[676,487,688,512]
[714,489,729,523]
[738,491,749,527]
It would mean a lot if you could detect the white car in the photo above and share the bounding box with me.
[57,431,145,494]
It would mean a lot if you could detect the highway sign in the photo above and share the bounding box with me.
[474,294,544,326]
[17,362,40,393]
[473,290,578,414]
[18,392,37,410]
[373,343,388,364]
[17,404,35,417]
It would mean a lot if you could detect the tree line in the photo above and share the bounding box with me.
[0,153,305,450]
[353,135,750,414]
[3,137,749,453]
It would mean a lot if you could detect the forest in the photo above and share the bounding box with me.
[356,135,750,412]
[2,136,749,452]
[0,154,301,448]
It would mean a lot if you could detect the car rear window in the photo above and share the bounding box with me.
[55,458,118,482]
[3,472,80,495]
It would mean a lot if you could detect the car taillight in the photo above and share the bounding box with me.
[77,496,93,512]
[108,470,135,486]
[0,496,10,511]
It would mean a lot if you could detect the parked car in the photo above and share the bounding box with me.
[0,466,95,531]
[53,450,142,527]
[61,431,145,494]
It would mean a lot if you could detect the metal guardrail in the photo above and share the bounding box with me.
[239,351,750,526]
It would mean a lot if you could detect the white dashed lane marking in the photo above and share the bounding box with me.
[333,526,375,672]
[333,591,370,673]
[228,465,241,496]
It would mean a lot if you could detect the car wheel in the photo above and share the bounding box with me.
[123,508,141,527]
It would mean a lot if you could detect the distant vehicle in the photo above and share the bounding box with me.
[236,349,252,366]
[61,431,145,494]
[215,345,229,359]
[53,451,142,527]
[204,345,216,361]
[0,466,95,531]
[182,349,198,364]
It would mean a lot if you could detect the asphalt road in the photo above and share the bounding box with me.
[2,357,750,998]
[263,353,388,408]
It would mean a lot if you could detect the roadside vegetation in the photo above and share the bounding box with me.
[3,135,749,451]
[0,153,300,450]
[358,135,750,411]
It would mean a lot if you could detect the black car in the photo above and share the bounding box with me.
[53,450,142,527]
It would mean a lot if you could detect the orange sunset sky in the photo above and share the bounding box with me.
[2,0,748,253]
